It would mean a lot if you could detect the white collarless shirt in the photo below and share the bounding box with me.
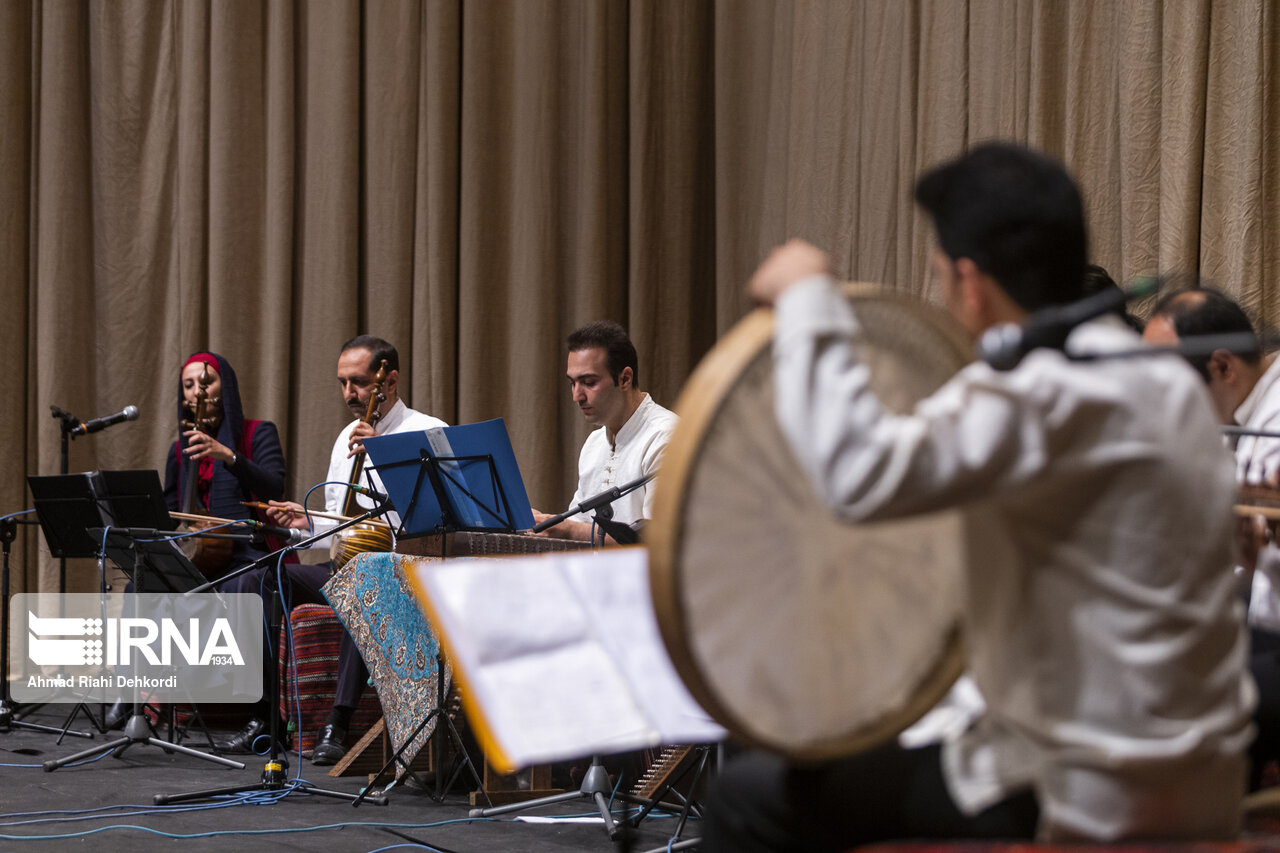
[306,398,448,547]
[773,275,1252,842]
[566,393,677,526]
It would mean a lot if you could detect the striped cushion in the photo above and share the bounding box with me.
[276,603,382,752]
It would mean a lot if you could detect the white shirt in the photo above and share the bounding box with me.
[307,398,448,547]
[567,394,677,527]
[1233,355,1280,630]
[774,276,1253,842]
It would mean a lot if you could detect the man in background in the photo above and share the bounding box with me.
[1145,288,1279,789]
[217,335,446,767]
[534,321,676,545]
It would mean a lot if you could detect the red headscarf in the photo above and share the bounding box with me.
[182,352,221,376]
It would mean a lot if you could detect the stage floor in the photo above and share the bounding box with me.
[0,705,699,852]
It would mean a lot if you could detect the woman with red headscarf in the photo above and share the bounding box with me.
[107,352,288,731]
[165,352,287,575]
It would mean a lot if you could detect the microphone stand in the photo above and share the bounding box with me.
[50,406,81,595]
[42,405,139,731]
[154,500,392,807]
[532,474,654,546]
[1225,426,1280,440]
[1060,332,1260,364]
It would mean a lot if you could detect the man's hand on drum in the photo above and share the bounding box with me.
[347,421,378,458]
[265,500,311,531]
[749,239,832,305]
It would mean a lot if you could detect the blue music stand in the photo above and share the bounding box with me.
[363,418,535,538]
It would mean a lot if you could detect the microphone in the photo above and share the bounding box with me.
[242,520,308,546]
[70,405,140,436]
[531,474,654,534]
[348,483,391,503]
[978,278,1157,371]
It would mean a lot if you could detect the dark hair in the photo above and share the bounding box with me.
[567,321,639,389]
[340,335,399,374]
[914,142,1087,312]
[1148,286,1260,381]
[1082,263,1117,295]
[1082,263,1143,332]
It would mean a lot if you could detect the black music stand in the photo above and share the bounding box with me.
[41,526,246,772]
[375,452,522,541]
[467,754,661,840]
[26,470,179,737]
[30,472,246,773]
[39,530,245,771]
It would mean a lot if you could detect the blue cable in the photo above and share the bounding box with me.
[273,547,305,775]
[0,799,244,828]
[0,815,498,842]
[607,766,623,809]
[243,479,349,768]
[0,802,210,820]
[242,551,299,763]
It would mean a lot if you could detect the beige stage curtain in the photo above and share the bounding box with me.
[1,0,1277,592]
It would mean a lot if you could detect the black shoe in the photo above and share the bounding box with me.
[103,701,130,731]
[311,723,347,766]
[212,717,290,755]
[402,770,438,792]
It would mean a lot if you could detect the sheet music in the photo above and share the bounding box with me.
[406,547,725,773]
[561,549,727,743]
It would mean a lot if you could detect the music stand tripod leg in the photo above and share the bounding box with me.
[51,692,104,742]
[353,711,437,807]
[351,654,484,807]
[626,744,712,850]
[468,753,657,841]
[50,520,122,740]
[430,693,486,805]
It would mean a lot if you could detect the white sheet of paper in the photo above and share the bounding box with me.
[561,549,729,744]
[407,547,725,770]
